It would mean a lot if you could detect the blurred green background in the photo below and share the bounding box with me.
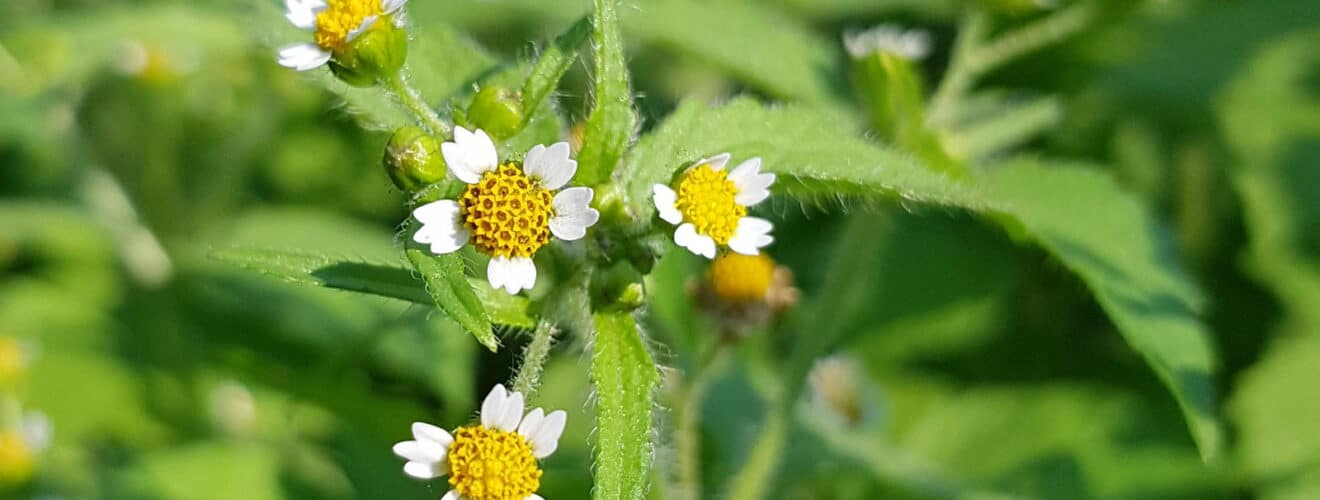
[3,0,1320,498]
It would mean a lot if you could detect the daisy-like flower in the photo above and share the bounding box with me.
[652,154,775,258]
[277,0,407,71]
[412,127,599,295]
[0,412,51,487]
[393,385,566,500]
[842,24,932,61]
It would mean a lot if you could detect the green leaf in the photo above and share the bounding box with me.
[616,97,987,220]
[405,249,499,351]
[981,160,1221,462]
[114,442,284,500]
[1232,336,1320,500]
[623,0,841,103]
[577,0,637,185]
[519,16,590,128]
[591,311,659,500]
[210,247,533,331]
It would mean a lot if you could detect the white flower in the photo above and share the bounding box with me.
[412,127,600,294]
[652,153,775,259]
[843,24,931,61]
[277,0,409,71]
[393,385,565,500]
[21,412,52,453]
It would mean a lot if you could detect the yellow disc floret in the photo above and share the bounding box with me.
[0,430,34,487]
[709,253,776,304]
[315,0,384,51]
[460,163,554,258]
[675,163,745,245]
[446,425,542,500]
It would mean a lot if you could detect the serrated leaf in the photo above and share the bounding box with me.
[577,0,637,185]
[210,247,533,330]
[623,0,841,103]
[616,97,987,220]
[406,249,500,351]
[591,311,659,500]
[981,160,1221,461]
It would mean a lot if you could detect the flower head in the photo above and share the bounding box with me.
[277,0,408,72]
[653,154,775,258]
[412,127,600,294]
[843,24,931,61]
[0,412,51,487]
[393,385,565,500]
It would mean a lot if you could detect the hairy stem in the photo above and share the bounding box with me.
[673,342,728,500]
[512,321,558,397]
[384,72,451,137]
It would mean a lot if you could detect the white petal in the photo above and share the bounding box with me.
[284,0,321,30]
[442,127,499,184]
[382,0,408,13]
[523,142,576,190]
[517,408,545,440]
[652,184,683,225]
[487,257,511,293]
[413,200,468,254]
[497,256,536,295]
[728,217,774,255]
[693,152,731,171]
[346,15,378,43]
[442,491,462,500]
[728,157,776,206]
[411,422,454,449]
[550,187,599,241]
[403,460,443,479]
[481,385,511,430]
[21,413,51,451]
[277,43,331,71]
[531,410,566,458]
[393,440,447,464]
[527,495,544,500]
[674,223,716,259]
[498,390,525,432]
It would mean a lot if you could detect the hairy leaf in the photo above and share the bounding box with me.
[577,0,637,185]
[590,312,659,499]
[405,249,499,351]
[519,16,590,128]
[211,247,533,331]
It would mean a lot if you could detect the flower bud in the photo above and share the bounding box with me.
[384,127,447,192]
[467,85,524,139]
[329,22,408,88]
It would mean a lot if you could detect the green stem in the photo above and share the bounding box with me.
[926,11,989,127]
[384,72,451,137]
[673,342,728,500]
[512,321,558,397]
[928,3,1093,127]
[725,407,789,500]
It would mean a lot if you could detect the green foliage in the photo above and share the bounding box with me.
[590,312,659,500]
[576,0,637,185]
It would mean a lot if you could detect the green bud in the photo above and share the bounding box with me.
[384,127,447,192]
[592,261,645,311]
[329,22,408,88]
[467,85,524,139]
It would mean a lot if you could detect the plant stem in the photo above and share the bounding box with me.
[512,320,558,397]
[725,405,788,500]
[673,341,728,500]
[384,72,451,137]
[926,10,990,127]
[928,3,1093,126]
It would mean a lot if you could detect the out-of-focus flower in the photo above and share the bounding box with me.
[209,381,258,436]
[0,337,33,388]
[653,154,775,259]
[412,127,600,294]
[692,252,798,334]
[808,355,870,426]
[843,24,932,61]
[393,385,565,500]
[0,412,51,488]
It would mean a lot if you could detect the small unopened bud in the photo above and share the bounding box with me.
[384,127,447,192]
[467,85,524,139]
[329,22,408,88]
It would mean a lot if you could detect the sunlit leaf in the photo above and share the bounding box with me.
[591,311,659,499]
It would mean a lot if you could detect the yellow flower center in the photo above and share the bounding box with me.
[709,253,776,304]
[314,0,383,52]
[0,430,35,487]
[446,425,542,500]
[460,163,554,258]
[675,163,745,245]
